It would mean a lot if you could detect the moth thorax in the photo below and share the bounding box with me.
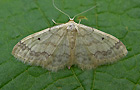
[67,23,78,31]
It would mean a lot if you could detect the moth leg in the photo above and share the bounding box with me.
[78,19,81,24]
[52,19,63,25]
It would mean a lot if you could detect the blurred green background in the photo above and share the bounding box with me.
[0,0,140,90]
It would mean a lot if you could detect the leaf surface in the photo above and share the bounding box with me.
[0,0,140,90]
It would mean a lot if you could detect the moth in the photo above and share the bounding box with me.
[12,0,128,71]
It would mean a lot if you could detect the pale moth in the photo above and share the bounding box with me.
[12,0,128,71]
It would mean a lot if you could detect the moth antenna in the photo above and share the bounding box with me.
[53,0,71,20]
[72,4,98,20]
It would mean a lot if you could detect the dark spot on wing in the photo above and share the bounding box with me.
[102,37,104,40]
[38,38,40,40]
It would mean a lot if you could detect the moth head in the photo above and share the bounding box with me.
[67,21,78,31]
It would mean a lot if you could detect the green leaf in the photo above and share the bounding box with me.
[0,0,140,90]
